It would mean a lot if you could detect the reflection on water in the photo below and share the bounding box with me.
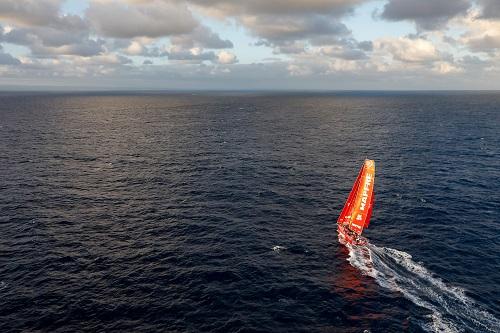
[0,92,499,332]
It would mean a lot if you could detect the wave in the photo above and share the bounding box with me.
[347,242,500,333]
[272,245,287,252]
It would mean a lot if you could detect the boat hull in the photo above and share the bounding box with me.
[337,224,367,246]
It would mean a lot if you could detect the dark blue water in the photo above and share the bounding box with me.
[0,92,499,332]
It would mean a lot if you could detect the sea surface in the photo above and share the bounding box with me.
[0,91,499,332]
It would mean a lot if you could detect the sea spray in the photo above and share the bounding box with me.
[347,243,500,333]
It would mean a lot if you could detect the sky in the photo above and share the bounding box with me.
[0,0,500,90]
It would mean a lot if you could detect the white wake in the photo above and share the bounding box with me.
[346,242,500,333]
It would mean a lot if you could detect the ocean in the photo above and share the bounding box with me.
[0,91,499,332]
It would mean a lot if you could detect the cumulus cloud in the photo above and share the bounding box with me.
[0,0,63,27]
[457,13,500,52]
[87,0,197,38]
[375,37,439,62]
[3,16,105,57]
[381,0,471,30]
[125,40,144,56]
[170,25,233,49]
[217,51,238,64]
[1,0,500,89]
[433,61,462,74]
[188,0,362,53]
[4,27,105,57]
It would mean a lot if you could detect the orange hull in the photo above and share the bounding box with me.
[338,223,367,246]
[337,160,375,245]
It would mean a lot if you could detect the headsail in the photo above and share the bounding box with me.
[337,160,375,235]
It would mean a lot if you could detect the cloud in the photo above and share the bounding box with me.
[273,41,307,54]
[30,39,105,57]
[2,54,499,90]
[1,0,500,89]
[165,46,216,62]
[321,46,368,60]
[188,0,362,52]
[479,0,500,19]
[0,0,63,27]
[87,0,197,38]
[432,61,462,74]
[375,37,439,62]
[316,38,372,59]
[125,40,144,55]
[170,25,233,49]
[457,11,500,52]
[241,14,350,44]
[3,20,105,57]
[0,1,105,57]
[381,0,471,30]
[189,0,365,16]
[467,34,500,52]
[217,50,237,64]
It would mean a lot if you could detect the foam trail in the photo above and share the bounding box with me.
[347,242,500,333]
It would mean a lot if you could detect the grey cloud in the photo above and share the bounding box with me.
[479,0,500,19]
[187,0,360,52]
[2,9,106,58]
[460,55,489,66]
[0,0,62,27]
[87,0,197,38]
[326,48,368,60]
[42,16,91,52]
[466,35,500,52]
[31,39,106,57]
[107,39,131,50]
[274,42,306,54]
[443,35,459,46]
[245,15,350,43]
[341,49,368,60]
[166,49,216,62]
[315,38,371,59]
[309,36,342,46]
[138,47,166,58]
[189,0,364,16]
[4,27,105,57]
[255,40,272,47]
[358,40,373,51]
[5,22,88,48]
[117,55,133,65]
[381,0,471,30]
[170,26,233,49]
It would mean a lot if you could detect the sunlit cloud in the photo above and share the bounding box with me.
[0,0,499,89]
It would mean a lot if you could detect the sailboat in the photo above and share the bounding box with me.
[337,160,375,246]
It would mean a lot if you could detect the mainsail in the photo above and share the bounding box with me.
[337,160,375,235]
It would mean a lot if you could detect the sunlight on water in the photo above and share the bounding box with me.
[1,92,499,331]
